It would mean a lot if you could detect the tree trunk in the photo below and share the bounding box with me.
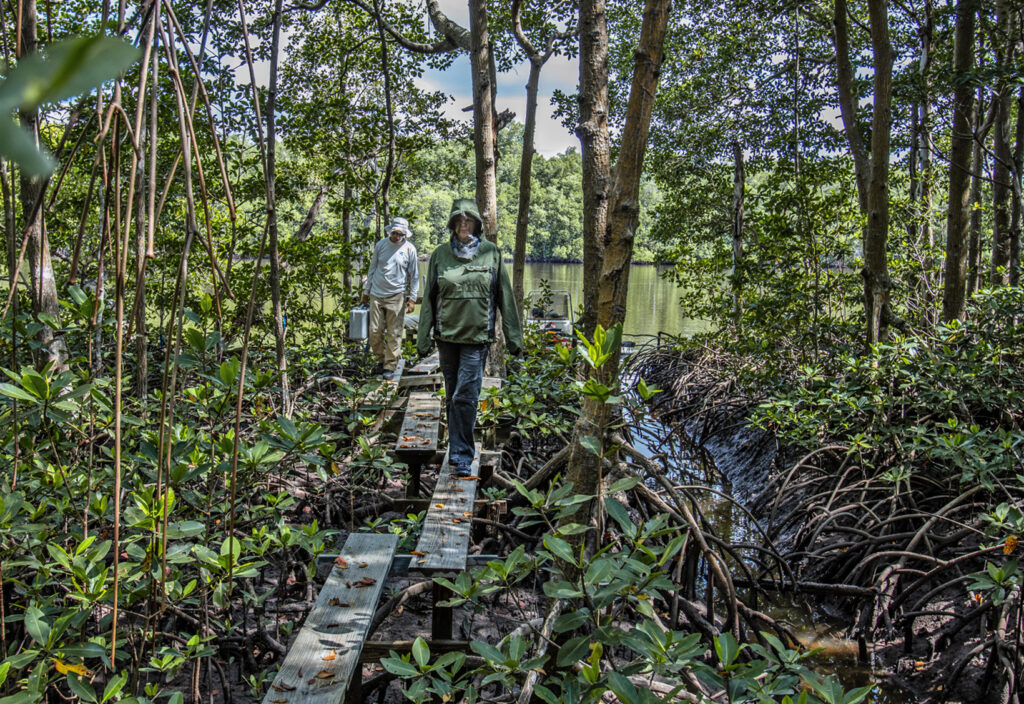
[862,0,893,345]
[731,140,745,321]
[564,0,671,537]
[833,0,894,344]
[989,0,1016,286]
[342,184,352,292]
[1011,87,1024,285]
[513,57,543,314]
[942,0,977,321]
[19,0,66,370]
[832,0,870,213]
[468,0,498,241]
[967,91,985,298]
[266,0,289,408]
[910,1,935,320]
[577,0,610,339]
[377,12,395,224]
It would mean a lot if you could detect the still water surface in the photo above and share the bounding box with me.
[415,260,702,339]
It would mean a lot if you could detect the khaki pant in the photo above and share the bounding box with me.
[368,292,405,371]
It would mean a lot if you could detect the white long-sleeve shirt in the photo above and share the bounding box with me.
[363,237,419,300]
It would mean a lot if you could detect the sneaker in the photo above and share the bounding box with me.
[452,464,472,478]
[381,370,395,380]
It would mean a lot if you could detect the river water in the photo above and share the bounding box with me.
[414,260,703,340]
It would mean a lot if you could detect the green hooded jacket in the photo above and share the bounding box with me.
[417,236,524,356]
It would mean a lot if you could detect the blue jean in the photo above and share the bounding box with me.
[437,341,488,468]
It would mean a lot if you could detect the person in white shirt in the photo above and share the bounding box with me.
[361,217,419,379]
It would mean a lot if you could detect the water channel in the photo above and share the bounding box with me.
[412,260,703,340]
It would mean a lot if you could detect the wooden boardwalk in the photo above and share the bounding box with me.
[261,533,398,704]
[412,447,480,573]
[394,390,442,497]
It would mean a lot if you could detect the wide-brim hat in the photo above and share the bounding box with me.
[385,216,412,238]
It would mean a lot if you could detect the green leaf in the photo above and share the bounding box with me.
[604,498,635,536]
[24,607,50,647]
[380,656,419,678]
[606,672,639,704]
[552,609,590,633]
[556,635,592,667]
[102,672,127,702]
[411,637,429,668]
[0,37,139,109]
[0,692,37,704]
[0,662,9,687]
[542,535,576,565]
[219,538,242,563]
[0,382,38,403]
[607,476,639,494]
[0,120,55,178]
[579,435,602,457]
[66,675,98,703]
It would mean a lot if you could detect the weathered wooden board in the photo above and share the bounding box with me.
[393,391,441,456]
[261,532,398,704]
[412,445,481,573]
[399,374,503,393]
[407,352,440,375]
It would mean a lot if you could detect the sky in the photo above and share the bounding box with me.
[412,0,580,157]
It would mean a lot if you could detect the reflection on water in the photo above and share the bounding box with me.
[416,260,703,339]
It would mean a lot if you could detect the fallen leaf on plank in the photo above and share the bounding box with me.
[436,503,444,508]
[359,562,369,568]
[272,699,288,703]
[328,598,353,607]
[272,682,297,692]
[334,557,349,569]
[417,559,427,564]
[459,476,479,481]
[322,650,337,661]
[463,512,473,517]
[316,670,335,679]
[355,577,377,587]
[411,550,427,555]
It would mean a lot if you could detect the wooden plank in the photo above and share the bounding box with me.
[261,533,398,704]
[359,640,470,663]
[407,351,440,374]
[412,445,481,573]
[399,374,503,393]
[393,391,441,455]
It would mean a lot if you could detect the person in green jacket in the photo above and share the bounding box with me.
[418,198,524,476]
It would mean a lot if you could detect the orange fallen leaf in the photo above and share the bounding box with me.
[316,670,335,679]
[418,559,427,564]
[436,503,444,509]
[323,650,337,661]
[272,682,297,692]
[1005,535,1018,554]
[463,512,473,517]
[452,518,461,523]
[272,699,288,703]
[334,557,349,569]
[459,476,479,481]
[359,562,369,568]
[355,577,377,587]
[411,550,427,556]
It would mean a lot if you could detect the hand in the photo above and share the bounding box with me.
[360,293,368,305]
[406,299,415,314]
